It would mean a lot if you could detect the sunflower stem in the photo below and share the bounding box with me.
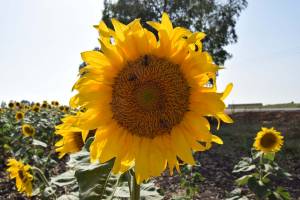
[32,166,50,187]
[129,170,140,200]
[259,153,264,181]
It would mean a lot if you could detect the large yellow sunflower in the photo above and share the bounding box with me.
[6,158,33,197]
[55,115,90,158]
[69,13,232,184]
[22,124,35,137]
[253,127,283,153]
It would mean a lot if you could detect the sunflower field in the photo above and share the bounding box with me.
[1,12,300,200]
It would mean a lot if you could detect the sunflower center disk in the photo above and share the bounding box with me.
[73,132,84,149]
[111,55,190,138]
[24,127,33,135]
[260,133,277,148]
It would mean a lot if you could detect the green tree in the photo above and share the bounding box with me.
[102,0,247,65]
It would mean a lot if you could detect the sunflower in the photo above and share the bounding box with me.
[69,13,232,183]
[6,158,33,197]
[22,124,35,137]
[253,127,283,153]
[32,105,40,112]
[42,101,48,108]
[59,105,65,111]
[55,115,90,158]
[15,112,25,121]
[63,106,70,112]
[8,102,15,109]
[15,102,21,107]
[35,102,40,107]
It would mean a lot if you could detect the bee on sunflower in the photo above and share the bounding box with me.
[253,127,283,153]
[15,111,25,121]
[65,13,232,184]
[6,158,33,197]
[22,124,35,137]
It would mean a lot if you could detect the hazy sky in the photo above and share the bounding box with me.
[0,0,299,105]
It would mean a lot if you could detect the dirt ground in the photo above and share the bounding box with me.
[1,111,299,199]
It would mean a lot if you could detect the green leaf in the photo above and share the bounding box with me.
[114,181,163,200]
[84,137,94,151]
[253,151,263,160]
[75,159,120,200]
[67,150,90,168]
[233,157,255,173]
[247,177,269,198]
[275,187,291,200]
[235,175,252,186]
[50,170,77,187]
[233,164,256,173]
[263,164,273,172]
[57,193,79,200]
[32,139,47,148]
[263,152,275,161]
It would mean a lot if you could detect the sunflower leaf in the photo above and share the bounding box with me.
[263,152,275,161]
[75,158,120,200]
[32,139,47,148]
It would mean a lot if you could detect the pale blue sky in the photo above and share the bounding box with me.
[0,0,299,105]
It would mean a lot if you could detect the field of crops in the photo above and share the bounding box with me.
[1,101,299,199]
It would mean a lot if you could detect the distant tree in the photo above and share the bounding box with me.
[102,0,247,65]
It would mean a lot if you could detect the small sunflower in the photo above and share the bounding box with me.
[8,102,15,109]
[48,104,52,109]
[22,124,35,137]
[55,115,90,158]
[32,105,40,112]
[41,103,48,109]
[254,127,283,153]
[6,158,33,197]
[69,13,232,183]
[35,102,40,107]
[59,105,65,111]
[63,106,70,112]
[15,102,21,107]
[54,101,60,106]
[15,112,25,121]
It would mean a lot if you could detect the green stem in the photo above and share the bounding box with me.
[259,153,263,181]
[129,170,140,200]
[32,166,50,187]
[41,149,53,171]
